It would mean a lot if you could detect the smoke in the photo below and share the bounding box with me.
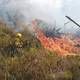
[0,0,79,34]
[0,0,64,24]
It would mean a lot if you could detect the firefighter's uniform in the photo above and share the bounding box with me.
[15,33,23,48]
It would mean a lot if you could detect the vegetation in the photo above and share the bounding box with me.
[0,20,80,80]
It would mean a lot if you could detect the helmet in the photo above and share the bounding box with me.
[16,33,22,38]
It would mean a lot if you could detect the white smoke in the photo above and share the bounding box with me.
[0,0,79,34]
[0,0,64,24]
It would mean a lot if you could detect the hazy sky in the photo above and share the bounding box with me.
[0,0,80,32]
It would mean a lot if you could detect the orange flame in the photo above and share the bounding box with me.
[32,20,80,56]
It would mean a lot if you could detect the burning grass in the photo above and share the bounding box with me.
[0,20,80,80]
[32,20,80,56]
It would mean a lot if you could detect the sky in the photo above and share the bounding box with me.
[0,0,80,33]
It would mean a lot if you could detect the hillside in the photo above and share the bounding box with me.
[0,20,80,80]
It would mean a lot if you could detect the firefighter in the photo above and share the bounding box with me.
[15,32,23,48]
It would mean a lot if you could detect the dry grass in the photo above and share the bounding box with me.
[0,20,80,80]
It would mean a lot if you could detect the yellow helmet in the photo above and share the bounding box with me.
[16,33,22,38]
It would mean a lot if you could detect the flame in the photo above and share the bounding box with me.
[32,20,80,56]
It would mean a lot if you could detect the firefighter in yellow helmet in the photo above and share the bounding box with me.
[15,32,23,48]
[16,33,22,38]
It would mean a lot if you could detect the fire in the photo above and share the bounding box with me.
[32,20,80,56]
